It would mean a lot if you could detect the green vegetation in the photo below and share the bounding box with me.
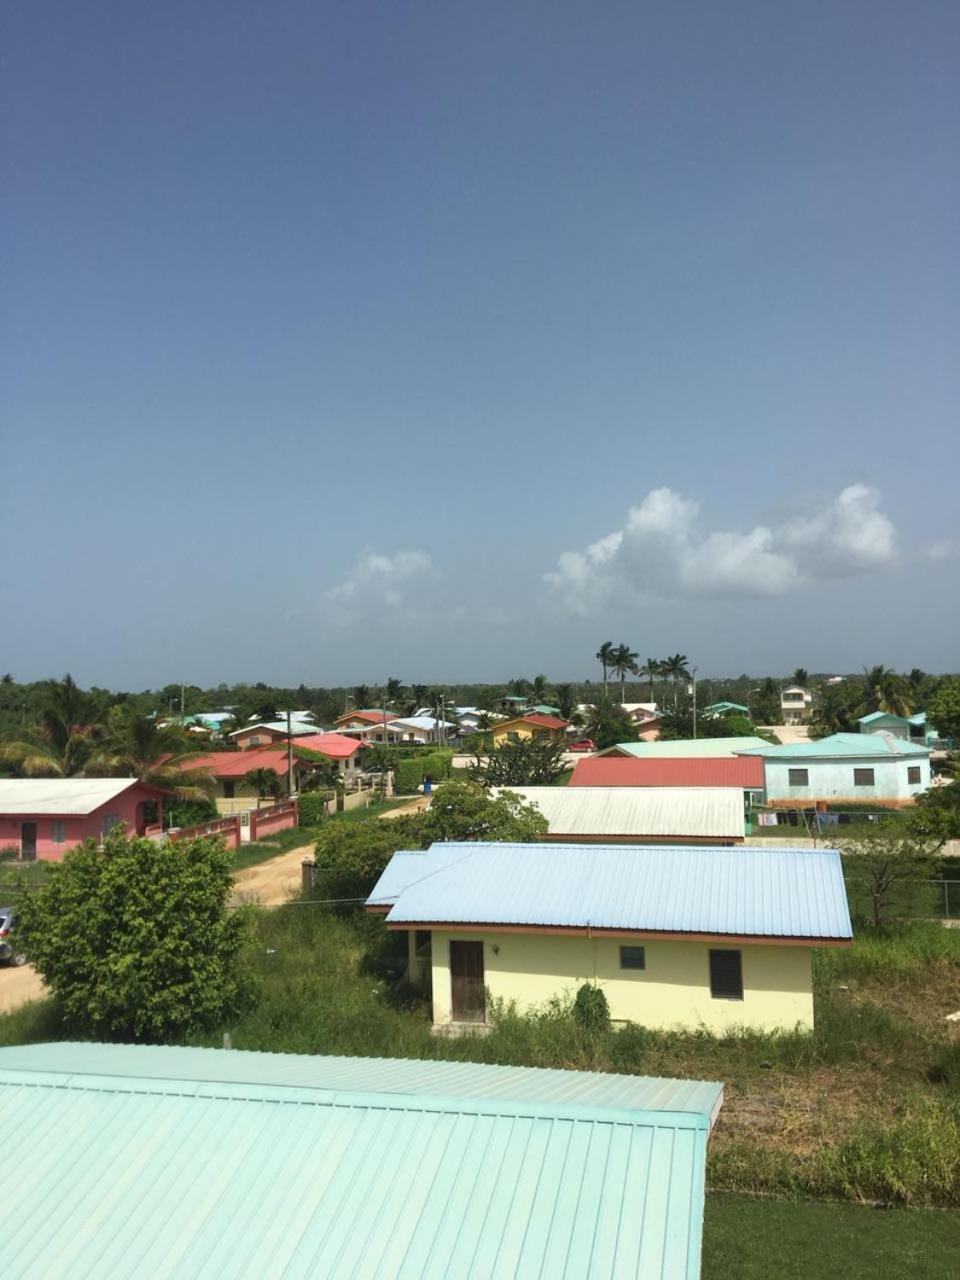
[394,748,453,794]
[466,736,567,786]
[703,1195,960,1279]
[928,678,960,743]
[837,828,938,926]
[16,832,254,1040]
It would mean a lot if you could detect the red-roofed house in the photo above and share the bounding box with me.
[569,755,765,795]
[489,714,569,746]
[194,732,365,813]
[333,710,397,731]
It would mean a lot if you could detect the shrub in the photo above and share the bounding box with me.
[167,797,218,828]
[297,791,332,826]
[572,983,611,1036]
[15,831,254,1041]
[395,750,453,794]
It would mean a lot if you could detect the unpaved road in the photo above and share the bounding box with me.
[0,964,46,1013]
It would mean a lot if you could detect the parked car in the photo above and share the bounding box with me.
[0,909,26,967]
[567,738,596,752]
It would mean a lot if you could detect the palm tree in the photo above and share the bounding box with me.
[596,642,615,698]
[1,674,13,685]
[791,668,809,687]
[855,666,912,718]
[411,683,429,707]
[639,658,663,702]
[243,767,282,807]
[810,686,856,738]
[554,683,575,720]
[0,674,95,777]
[85,712,213,801]
[352,685,371,709]
[663,654,691,709]
[529,674,551,702]
[385,677,405,705]
[610,645,639,703]
[507,677,531,700]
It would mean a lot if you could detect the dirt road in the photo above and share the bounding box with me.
[0,964,45,1013]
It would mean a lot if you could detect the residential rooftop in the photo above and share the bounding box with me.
[495,785,747,841]
[737,731,930,758]
[602,736,771,759]
[0,777,161,815]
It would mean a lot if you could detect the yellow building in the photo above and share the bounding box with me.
[368,842,852,1034]
[487,713,569,746]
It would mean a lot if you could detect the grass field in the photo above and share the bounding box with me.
[703,1194,960,1278]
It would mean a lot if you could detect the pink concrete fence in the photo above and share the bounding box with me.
[168,815,241,851]
[249,800,298,842]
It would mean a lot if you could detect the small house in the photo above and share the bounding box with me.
[229,719,323,750]
[497,785,748,843]
[858,710,938,746]
[487,713,569,746]
[738,731,932,806]
[599,736,771,759]
[701,701,751,720]
[780,686,813,724]
[369,842,851,1033]
[569,755,765,810]
[0,1041,723,1279]
[0,778,169,861]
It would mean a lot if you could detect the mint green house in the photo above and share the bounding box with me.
[858,710,939,746]
[739,732,931,806]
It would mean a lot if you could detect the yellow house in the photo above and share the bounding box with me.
[487,713,569,746]
[368,842,852,1034]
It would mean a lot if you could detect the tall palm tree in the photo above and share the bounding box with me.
[610,645,639,703]
[810,686,856,738]
[385,677,405,705]
[85,712,213,801]
[855,666,912,718]
[507,677,531,699]
[554,683,575,720]
[0,674,95,777]
[639,658,663,702]
[791,668,809,687]
[352,685,371,709]
[411,683,429,706]
[663,654,691,709]
[529,674,551,702]
[596,642,615,699]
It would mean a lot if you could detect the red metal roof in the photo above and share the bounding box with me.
[291,733,361,759]
[190,748,294,779]
[498,713,569,731]
[568,755,765,788]
[334,710,393,725]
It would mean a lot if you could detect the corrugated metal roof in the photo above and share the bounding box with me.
[191,747,296,778]
[602,736,770,758]
[380,842,852,939]
[496,713,569,730]
[0,777,146,815]
[229,720,321,738]
[498,786,746,839]
[569,756,765,789]
[0,1043,720,1279]
[292,732,362,758]
[738,731,929,758]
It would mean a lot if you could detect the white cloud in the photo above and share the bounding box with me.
[324,549,432,623]
[545,484,897,616]
[920,538,955,562]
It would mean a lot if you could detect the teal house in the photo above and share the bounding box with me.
[858,710,939,746]
[701,701,751,720]
[739,732,931,806]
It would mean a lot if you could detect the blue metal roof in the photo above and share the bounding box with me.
[738,731,929,758]
[0,1044,721,1278]
[377,842,852,940]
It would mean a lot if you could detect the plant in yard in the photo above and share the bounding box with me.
[809,683,858,737]
[792,668,809,686]
[243,767,282,807]
[855,666,912,718]
[85,708,213,800]
[572,983,611,1035]
[352,685,371,709]
[838,826,938,927]
[14,832,254,1041]
[416,781,548,844]
[584,700,637,750]
[907,780,960,850]
[467,737,567,786]
[553,683,576,720]
[638,658,663,701]
[927,678,960,743]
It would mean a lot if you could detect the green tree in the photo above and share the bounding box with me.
[585,700,637,750]
[385,677,405,705]
[15,832,253,1040]
[243,767,282,806]
[928,679,960,744]
[0,674,97,777]
[662,654,690,709]
[610,645,639,703]
[595,642,615,699]
[791,668,809,686]
[752,677,781,725]
[85,709,212,800]
[353,685,371,709]
[529,674,552,702]
[416,781,548,844]
[468,737,567,786]
[908,782,960,850]
[839,827,937,927]
[855,666,912,718]
[809,683,858,738]
[554,683,576,719]
[638,658,662,701]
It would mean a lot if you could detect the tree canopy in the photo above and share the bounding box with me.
[467,737,567,787]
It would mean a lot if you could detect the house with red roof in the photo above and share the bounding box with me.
[488,713,569,746]
[569,754,766,810]
[193,733,363,813]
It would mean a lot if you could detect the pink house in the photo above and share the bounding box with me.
[0,778,169,862]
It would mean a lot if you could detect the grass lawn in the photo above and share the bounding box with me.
[229,800,412,870]
[703,1194,960,1279]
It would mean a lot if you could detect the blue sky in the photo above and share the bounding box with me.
[2,1,957,688]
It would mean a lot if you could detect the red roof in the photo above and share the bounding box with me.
[190,748,294,779]
[334,710,393,725]
[506,714,568,731]
[568,756,765,788]
[291,732,361,759]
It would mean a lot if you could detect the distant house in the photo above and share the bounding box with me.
[337,716,456,745]
[0,1041,722,1280]
[701,701,751,720]
[780,686,813,724]
[230,719,323,750]
[368,842,851,1033]
[497,785,747,844]
[858,710,938,746]
[569,755,765,809]
[738,732,932,806]
[0,778,169,861]
[487,713,568,746]
[599,736,771,759]
[331,709,397,732]
[195,734,364,811]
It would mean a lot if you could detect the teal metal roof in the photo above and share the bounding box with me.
[604,736,769,758]
[0,1043,721,1279]
[738,731,929,758]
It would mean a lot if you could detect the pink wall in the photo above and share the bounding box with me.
[249,800,298,841]
[0,785,164,862]
[168,814,241,850]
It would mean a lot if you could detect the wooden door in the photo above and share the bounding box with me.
[450,940,485,1022]
[20,823,37,861]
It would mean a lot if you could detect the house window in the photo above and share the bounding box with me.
[222,780,235,799]
[619,945,646,970]
[51,821,66,844]
[709,949,743,1000]
[415,930,432,956]
[787,768,809,786]
[853,768,875,787]
[248,735,261,746]
[100,813,121,837]
[907,766,921,784]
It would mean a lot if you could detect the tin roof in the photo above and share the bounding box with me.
[0,777,160,815]
[497,786,746,840]
[602,736,770,758]
[738,731,930,758]
[495,713,569,731]
[190,747,297,778]
[292,732,362,758]
[0,1042,721,1279]
[375,842,852,940]
[569,756,765,789]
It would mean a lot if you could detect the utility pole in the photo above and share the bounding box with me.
[286,709,293,797]
[691,667,699,739]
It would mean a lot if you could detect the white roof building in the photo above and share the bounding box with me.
[492,786,746,843]
[0,778,150,815]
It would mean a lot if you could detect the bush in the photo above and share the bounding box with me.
[572,983,611,1035]
[167,797,218,828]
[297,791,332,826]
[395,750,453,794]
[15,832,254,1041]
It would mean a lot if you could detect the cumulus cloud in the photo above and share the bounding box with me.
[545,484,897,616]
[324,549,433,623]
